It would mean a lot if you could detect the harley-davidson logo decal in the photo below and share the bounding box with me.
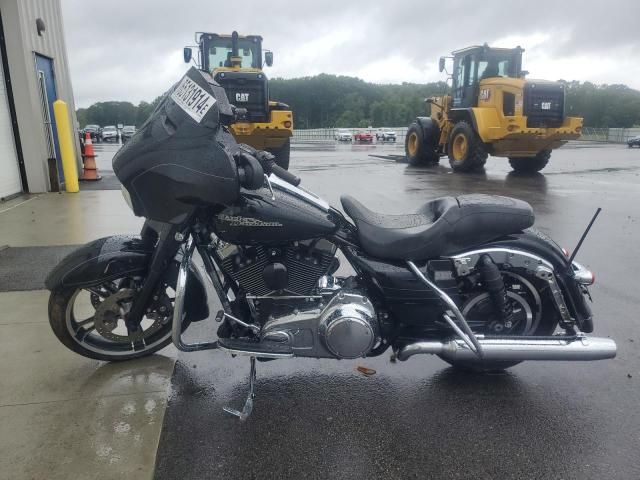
[218,215,283,227]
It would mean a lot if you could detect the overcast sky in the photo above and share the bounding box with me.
[61,0,640,108]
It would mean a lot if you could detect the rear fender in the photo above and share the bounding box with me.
[471,228,593,332]
[45,235,209,322]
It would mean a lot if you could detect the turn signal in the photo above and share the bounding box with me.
[572,261,596,285]
[284,121,292,128]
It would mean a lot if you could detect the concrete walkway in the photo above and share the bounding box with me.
[0,185,172,479]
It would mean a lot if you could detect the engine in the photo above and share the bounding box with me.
[216,239,380,359]
[217,238,337,296]
[260,290,380,359]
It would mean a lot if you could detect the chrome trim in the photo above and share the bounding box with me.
[572,261,595,285]
[171,236,219,352]
[218,344,293,359]
[269,174,330,212]
[246,295,323,300]
[406,261,483,357]
[448,248,554,277]
[536,265,574,327]
[397,334,617,362]
[223,312,261,334]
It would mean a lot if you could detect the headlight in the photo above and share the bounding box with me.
[120,185,133,211]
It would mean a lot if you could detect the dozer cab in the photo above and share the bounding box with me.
[405,45,583,172]
[184,31,293,169]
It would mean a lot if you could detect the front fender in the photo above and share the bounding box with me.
[45,235,209,322]
[481,228,594,332]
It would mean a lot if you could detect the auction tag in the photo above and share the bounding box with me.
[171,76,216,122]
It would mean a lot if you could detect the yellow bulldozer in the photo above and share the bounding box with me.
[405,45,583,172]
[184,31,293,169]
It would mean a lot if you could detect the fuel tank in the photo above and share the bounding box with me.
[213,178,338,244]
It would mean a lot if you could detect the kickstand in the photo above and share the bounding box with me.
[223,356,256,421]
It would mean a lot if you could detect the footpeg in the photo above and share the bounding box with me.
[224,356,256,421]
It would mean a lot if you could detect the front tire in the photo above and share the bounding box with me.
[447,121,488,172]
[509,150,551,173]
[48,273,184,362]
[405,122,439,166]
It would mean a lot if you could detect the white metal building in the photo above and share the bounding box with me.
[0,0,80,199]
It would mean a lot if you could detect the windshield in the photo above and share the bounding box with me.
[208,37,261,69]
[476,52,519,80]
[103,126,116,131]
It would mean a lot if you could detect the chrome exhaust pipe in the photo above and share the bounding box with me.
[397,335,617,362]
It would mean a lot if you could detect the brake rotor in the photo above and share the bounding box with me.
[94,289,165,342]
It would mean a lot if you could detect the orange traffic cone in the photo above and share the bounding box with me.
[80,132,101,181]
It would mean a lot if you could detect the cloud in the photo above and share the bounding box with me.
[61,0,640,107]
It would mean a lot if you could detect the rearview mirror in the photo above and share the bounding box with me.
[183,47,192,64]
[438,56,445,73]
[264,51,273,67]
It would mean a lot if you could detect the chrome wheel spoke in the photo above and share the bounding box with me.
[76,316,95,327]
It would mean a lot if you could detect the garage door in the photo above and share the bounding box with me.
[0,60,22,199]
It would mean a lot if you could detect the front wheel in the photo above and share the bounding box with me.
[48,273,183,362]
[440,269,560,372]
[447,121,488,172]
[405,122,439,166]
[509,150,551,173]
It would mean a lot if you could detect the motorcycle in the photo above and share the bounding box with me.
[46,68,616,420]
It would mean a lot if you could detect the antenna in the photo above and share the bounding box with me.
[568,208,602,265]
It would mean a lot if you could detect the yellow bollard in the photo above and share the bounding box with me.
[53,100,79,193]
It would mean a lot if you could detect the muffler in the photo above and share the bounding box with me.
[397,335,617,362]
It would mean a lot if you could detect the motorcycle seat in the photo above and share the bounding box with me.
[340,194,534,260]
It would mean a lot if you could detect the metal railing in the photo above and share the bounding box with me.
[292,126,640,144]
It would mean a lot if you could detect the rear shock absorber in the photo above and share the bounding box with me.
[478,255,513,323]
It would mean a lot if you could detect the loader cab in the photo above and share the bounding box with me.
[193,32,272,122]
[450,45,523,108]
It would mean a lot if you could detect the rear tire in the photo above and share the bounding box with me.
[268,138,291,170]
[447,121,488,172]
[405,122,439,166]
[509,150,551,173]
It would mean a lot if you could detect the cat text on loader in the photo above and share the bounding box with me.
[405,45,583,172]
[184,31,293,169]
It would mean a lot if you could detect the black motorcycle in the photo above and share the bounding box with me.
[46,68,616,420]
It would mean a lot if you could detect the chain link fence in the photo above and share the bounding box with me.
[292,126,640,144]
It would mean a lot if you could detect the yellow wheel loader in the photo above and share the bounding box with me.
[405,45,583,173]
[184,31,293,169]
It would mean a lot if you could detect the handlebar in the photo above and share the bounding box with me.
[270,163,301,187]
[236,144,301,189]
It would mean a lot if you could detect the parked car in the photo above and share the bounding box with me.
[82,124,101,142]
[121,125,136,143]
[334,128,353,142]
[376,130,397,142]
[354,131,373,143]
[627,135,640,148]
[101,125,118,142]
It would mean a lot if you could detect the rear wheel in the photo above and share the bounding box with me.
[405,122,439,166]
[447,121,488,172]
[509,150,551,173]
[267,138,291,170]
[440,270,560,372]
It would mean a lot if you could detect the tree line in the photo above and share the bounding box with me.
[76,74,640,129]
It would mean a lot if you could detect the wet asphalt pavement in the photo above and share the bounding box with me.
[155,142,640,480]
